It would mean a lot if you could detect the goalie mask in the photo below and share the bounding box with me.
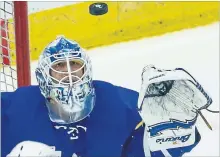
[35,36,95,124]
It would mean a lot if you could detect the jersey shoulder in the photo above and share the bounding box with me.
[1,86,59,157]
[1,85,44,102]
[92,80,141,128]
[93,80,139,109]
[1,85,45,118]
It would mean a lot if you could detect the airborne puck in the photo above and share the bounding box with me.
[89,2,108,16]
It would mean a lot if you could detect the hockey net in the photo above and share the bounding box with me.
[0,1,31,92]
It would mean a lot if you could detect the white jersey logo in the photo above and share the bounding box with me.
[54,125,87,140]
[72,153,79,157]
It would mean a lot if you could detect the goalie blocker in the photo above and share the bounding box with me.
[137,65,215,153]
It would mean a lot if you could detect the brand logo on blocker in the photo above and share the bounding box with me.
[156,134,191,144]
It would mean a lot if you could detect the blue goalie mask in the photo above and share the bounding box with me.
[35,36,95,124]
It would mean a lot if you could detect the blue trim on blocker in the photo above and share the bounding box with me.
[149,117,197,136]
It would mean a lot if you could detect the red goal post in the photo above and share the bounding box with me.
[0,1,31,91]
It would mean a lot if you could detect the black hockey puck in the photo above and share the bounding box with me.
[89,2,108,16]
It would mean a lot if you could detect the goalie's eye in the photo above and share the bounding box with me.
[50,59,85,84]
[52,60,83,72]
[56,62,66,69]
[70,60,81,66]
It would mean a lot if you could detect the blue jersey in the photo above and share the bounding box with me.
[1,80,200,157]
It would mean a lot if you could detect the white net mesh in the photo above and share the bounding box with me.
[0,1,17,92]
